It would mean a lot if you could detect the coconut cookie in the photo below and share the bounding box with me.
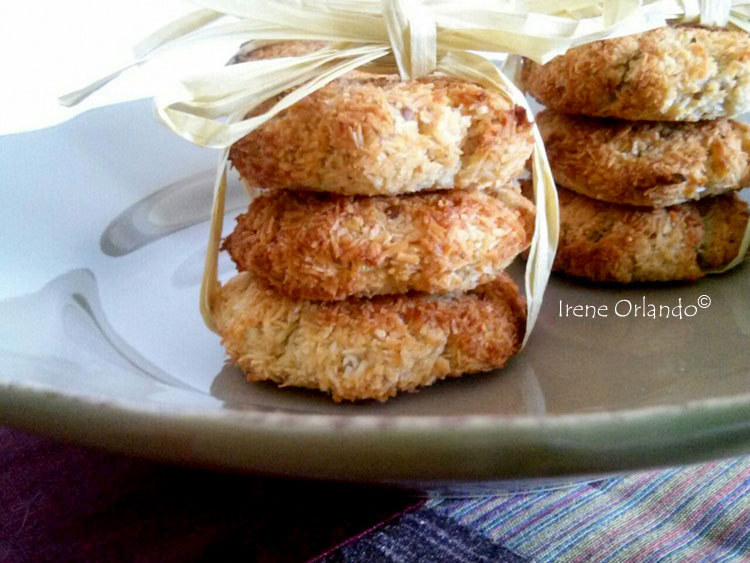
[213,272,526,402]
[223,188,535,300]
[232,40,328,63]
[554,188,749,283]
[537,111,750,207]
[522,26,750,122]
[229,75,533,195]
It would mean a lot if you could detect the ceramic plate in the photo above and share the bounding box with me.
[2,100,750,484]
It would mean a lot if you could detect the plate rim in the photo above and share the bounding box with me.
[3,379,750,481]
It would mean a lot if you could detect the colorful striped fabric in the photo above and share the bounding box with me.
[316,456,750,562]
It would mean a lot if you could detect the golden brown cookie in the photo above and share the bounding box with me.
[522,26,750,121]
[554,188,749,282]
[233,40,328,62]
[213,272,526,402]
[229,75,533,195]
[223,188,535,300]
[231,40,377,82]
[537,111,750,207]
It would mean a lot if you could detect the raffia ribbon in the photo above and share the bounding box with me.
[60,1,750,144]
[700,0,732,26]
[383,0,437,79]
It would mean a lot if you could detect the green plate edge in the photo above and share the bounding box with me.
[2,380,750,482]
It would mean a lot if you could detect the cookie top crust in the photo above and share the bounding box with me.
[223,188,535,300]
[522,26,750,121]
[538,110,750,207]
[553,187,749,283]
[213,272,526,402]
[229,74,533,195]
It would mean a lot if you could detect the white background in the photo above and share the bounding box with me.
[0,1,240,135]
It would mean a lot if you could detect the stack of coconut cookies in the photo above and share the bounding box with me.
[522,26,750,282]
[211,42,537,401]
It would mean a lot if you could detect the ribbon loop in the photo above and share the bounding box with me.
[382,0,436,79]
[699,0,732,26]
[678,0,701,21]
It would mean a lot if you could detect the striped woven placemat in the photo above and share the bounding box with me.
[315,456,750,562]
